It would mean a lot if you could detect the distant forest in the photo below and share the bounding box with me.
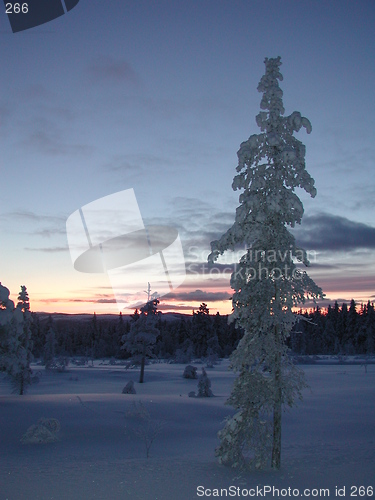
[29,299,375,362]
[289,300,375,356]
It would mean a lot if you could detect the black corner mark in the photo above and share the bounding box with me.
[4,0,80,33]
[63,0,79,12]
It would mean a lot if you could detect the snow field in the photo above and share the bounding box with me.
[0,360,374,499]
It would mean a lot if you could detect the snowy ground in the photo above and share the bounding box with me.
[1,359,374,500]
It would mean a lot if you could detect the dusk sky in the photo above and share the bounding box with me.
[1,0,374,315]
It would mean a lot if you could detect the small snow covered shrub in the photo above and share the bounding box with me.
[337,354,348,364]
[197,367,213,397]
[206,353,218,368]
[122,380,136,394]
[125,400,165,458]
[72,358,87,366]
[31,371,41,384]
[21,417,60,444]
[175,348,192,364]
[46,356,69,372]
[361,356,369,374]
[183,365,197,379]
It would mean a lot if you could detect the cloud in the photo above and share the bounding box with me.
[157,303,196,312]
[165,289,232,303]
[149,196,235,249]
[0,210,65,224]
[0,210,66,238]
[39,296,117,304]
[311,274,375,294]
[87,55,139,85]
[163,200,375,257]
[0,103,12,132]
[24,128,91,156]
[25,246,68,253]
[4,83,90,157]
[34,228,67,238]
[153,200,375,264]
[170,196,215,217]
[103,153,177,178]
[293,213,375,251]
[92,298,117,304]
[38,298,62,303]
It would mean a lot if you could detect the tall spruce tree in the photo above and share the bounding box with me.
[14,285,33,394]
[208,57,323,469]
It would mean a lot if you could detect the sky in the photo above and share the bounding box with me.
[1,0,374,315]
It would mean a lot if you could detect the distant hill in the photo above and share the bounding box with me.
[33,311,192,323]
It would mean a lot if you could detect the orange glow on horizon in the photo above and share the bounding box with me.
[29,298,233,317]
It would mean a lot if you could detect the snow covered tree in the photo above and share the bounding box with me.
[43,321,57,369]
[0,282,16,368]
[14,286,33,393]
[364,301,375,354]
[89,312,98,365]
[208,57,323,469]
[197,367,214,397]
[0,283,33,395]
[122,299,160,383]
[191,303,216,358]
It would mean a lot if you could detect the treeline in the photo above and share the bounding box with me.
[29,299,375,362]
[289,300,375,355]
[30,303,243,362]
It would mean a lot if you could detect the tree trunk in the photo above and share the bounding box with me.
[271,350,282,469]
[19,374,24,396]
[272,311,282,469]
[139,354,145,383]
